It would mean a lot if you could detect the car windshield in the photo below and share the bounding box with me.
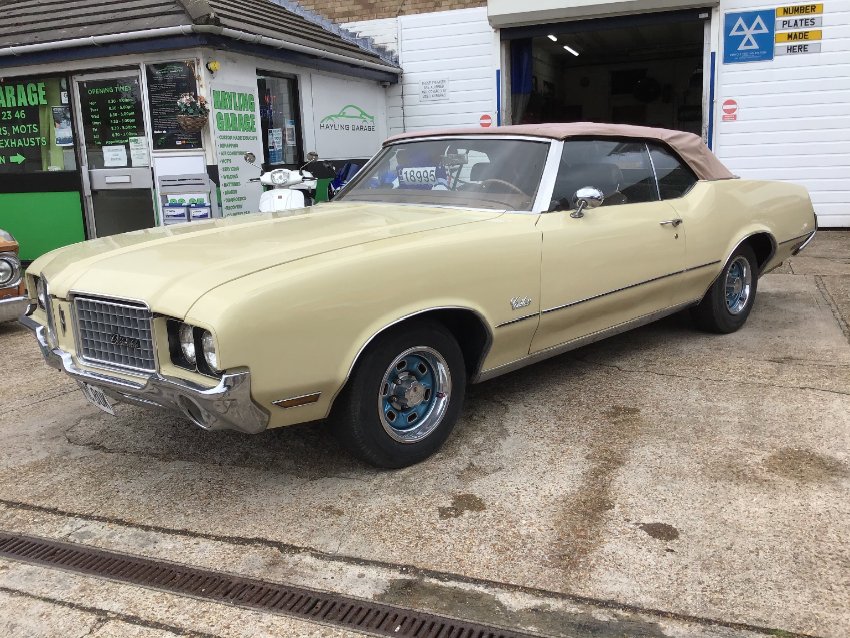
[335,138,550,211]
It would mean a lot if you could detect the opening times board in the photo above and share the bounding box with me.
[80,77,145,151]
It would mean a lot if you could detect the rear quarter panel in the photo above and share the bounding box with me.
[667,179,816,294]
[186,214,543,427]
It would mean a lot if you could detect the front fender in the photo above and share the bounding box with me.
[186,216,542,427]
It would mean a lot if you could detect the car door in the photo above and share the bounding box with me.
[530,139,687,354]
[646,141,717,307]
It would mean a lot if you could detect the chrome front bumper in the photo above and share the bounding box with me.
[0,294,28,324]
[20,316,269,434]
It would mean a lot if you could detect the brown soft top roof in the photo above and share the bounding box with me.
[385,122,734,181]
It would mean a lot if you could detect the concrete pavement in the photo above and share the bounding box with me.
[0,232,847,637]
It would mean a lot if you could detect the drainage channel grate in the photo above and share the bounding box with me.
[0,532,534,638]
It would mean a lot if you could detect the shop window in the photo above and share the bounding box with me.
[648,143,698,199]
[553,139,658,207]
[0,77,77,174]
[257,74,302,167]
[78,76,146,170]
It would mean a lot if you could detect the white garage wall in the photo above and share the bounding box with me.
[713,0,850,226]
[346,7,499,135]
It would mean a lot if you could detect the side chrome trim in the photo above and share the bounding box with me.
[327,305,494,416]
[732,231,777,275]
[533,140,564,214]
[338,135,555,211]
[495,312,538,328]
[475,299,700,383]
[778,232,813,246]
[384,134,559,146]
[41,275,58,349]
[273,392,322,409]
[645,141,662,201]
[541,261,720,316]
[792,227,817,255]
[790,218,817,255]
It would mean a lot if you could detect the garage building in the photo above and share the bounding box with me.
[313,0,850,227]
[0,0,399,261]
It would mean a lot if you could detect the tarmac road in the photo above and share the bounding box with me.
[0,232,848,638]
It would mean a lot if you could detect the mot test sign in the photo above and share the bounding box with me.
[724,3,825,63]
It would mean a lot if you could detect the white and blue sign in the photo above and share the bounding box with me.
[724,10,776,63]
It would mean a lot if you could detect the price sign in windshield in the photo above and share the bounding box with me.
[398,166,438,185]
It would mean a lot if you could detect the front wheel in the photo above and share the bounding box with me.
[692,244,759,333]
[331,322,466,468]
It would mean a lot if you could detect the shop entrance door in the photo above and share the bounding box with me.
[73,71,155,237]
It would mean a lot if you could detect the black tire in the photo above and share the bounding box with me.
[331,321,466,469]
[692,244,759,334]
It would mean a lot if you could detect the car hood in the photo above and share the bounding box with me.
[33,203,501,318]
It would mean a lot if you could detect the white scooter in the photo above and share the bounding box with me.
[244,152,318,213]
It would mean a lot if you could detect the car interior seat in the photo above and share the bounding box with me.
[555,162,628,207]
[469,162,492,182]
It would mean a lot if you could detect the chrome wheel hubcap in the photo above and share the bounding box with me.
[378,347,451,443]
[725,256,752,315]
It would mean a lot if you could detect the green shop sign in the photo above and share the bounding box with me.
[0,82,47,108]
[0,82,49,167]
[212,89,256,132]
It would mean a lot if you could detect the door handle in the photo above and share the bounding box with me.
[659,219,683,227]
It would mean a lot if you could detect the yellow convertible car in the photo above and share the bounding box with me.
[21,123,817,468]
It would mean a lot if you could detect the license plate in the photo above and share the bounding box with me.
[80,382,115,416]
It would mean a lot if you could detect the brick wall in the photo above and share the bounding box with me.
[295,0,486,23]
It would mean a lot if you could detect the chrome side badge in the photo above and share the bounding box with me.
[58,306,66,334]
[510,296,532,310]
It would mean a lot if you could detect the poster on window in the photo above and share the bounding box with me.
[146,62,203,150]
[52,106,73,146]
[311,75,383,160]
[285,119,297,147]
[268,128,283,164]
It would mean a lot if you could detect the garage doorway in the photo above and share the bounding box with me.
[505,10,710,136]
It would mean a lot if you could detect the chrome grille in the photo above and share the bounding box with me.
[74,297,155,371]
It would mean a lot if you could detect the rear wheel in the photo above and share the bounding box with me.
[692,244,758,333]
[331,322,466,468]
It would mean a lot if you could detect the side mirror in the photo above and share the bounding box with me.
[243,152,259,168]
[570,187,604,218]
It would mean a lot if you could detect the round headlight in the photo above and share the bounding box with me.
[178,323,196,364]
[36,277,47,309]
[270,170,288,186]
[201,330,218,372]
[0,259,13,286]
